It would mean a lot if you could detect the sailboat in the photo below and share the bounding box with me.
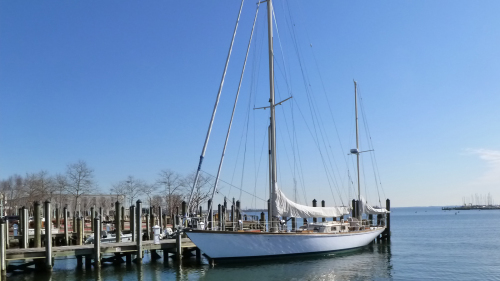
[186,0,388,260]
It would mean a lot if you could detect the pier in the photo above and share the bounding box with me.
[0,200,199,279]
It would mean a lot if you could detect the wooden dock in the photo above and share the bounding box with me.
[5,238,195,261]
[0,200,200,280]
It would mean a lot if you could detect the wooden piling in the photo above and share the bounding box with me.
[145,215,150,241]
[236,200,241,220]
[34,201,42,248]
[221,205,226,231]
[121,205,125,231]
[44,201,52,271]
[175,229,182,260]
[176,206,180,223]
[158,206,163,232]
[135,200,143,262]
[321,200,326,222]
[259,212,265,230]
[207,199,212,230]
[383,198,391,240]
[76,217,83,245]
[174,207,178,228]
[352,199,356,218]
[312,199,317,223]
[0,218,6,280]
[218,204,222,230]
[85,254,92,268]
[115,201,122,243]
[291,217,296,232]
[90,206,95,232]
[356,200,361,220]
[55,206,60,232]
[231,198,235,231]
[64,206,69,245]
[130,205,135,242]
[22,207,28,249]
[4,219,8,250]
[181,201,186,216]
[196,248,201,261]
[149,207,154,239]
[93,217,101,268]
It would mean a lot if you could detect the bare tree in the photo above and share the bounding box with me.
[110,183,127,204]
[151,195,163,209]
[0,175,23,215]
[157,169,184,217]
[140,183,159,208]
[183,171,212,214]
[111,176,143,207]
[54,174,68,209]
[65,160,96,214]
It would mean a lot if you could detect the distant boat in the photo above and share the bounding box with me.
[185,0,388,260]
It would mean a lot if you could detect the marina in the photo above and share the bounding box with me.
[5,207,500,281]
[1,0,500,280]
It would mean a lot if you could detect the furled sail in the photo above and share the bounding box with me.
[359,196,389,214]
[273,185,351,218]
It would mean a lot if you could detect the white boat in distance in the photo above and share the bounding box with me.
[186,0,388,260]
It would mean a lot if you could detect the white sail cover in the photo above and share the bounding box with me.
[273,186,351,218]
[359,196,389,214]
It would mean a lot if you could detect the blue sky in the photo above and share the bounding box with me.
[1,0,500,208]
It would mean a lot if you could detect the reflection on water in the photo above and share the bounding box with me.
[7,241,392,281]
[201,241,392,281]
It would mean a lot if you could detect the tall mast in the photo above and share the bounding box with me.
[267,0,277,232]
[354,80,360,202]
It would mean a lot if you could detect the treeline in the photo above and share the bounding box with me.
[0,160,214,217]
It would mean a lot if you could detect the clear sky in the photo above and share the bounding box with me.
[1,0,499,208]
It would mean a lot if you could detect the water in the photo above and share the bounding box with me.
[7,207,500,280]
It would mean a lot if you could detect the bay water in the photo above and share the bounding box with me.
[8,207,500,280]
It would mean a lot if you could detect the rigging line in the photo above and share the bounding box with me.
[293,98,339,206]
[280,2,343,206]
[360,151,369,201]
[239,84,253,201]
[286,0,347,205]
[358,89,386,203]
[209,2,260,216]
[299,65,346,205]
[187,0,246,213]
[273,75,301,198]
[253,126,268,209]
[298,63,342,206]
[201,170,267,202]
[273,7,292,96]
[308,43,352,198]
[281,0,329,206]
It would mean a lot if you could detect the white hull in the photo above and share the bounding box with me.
[187,227,385,259]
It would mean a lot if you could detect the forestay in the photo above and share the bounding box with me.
[273,185,351,218]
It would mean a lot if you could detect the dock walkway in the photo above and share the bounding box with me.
[6,238,195,260]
